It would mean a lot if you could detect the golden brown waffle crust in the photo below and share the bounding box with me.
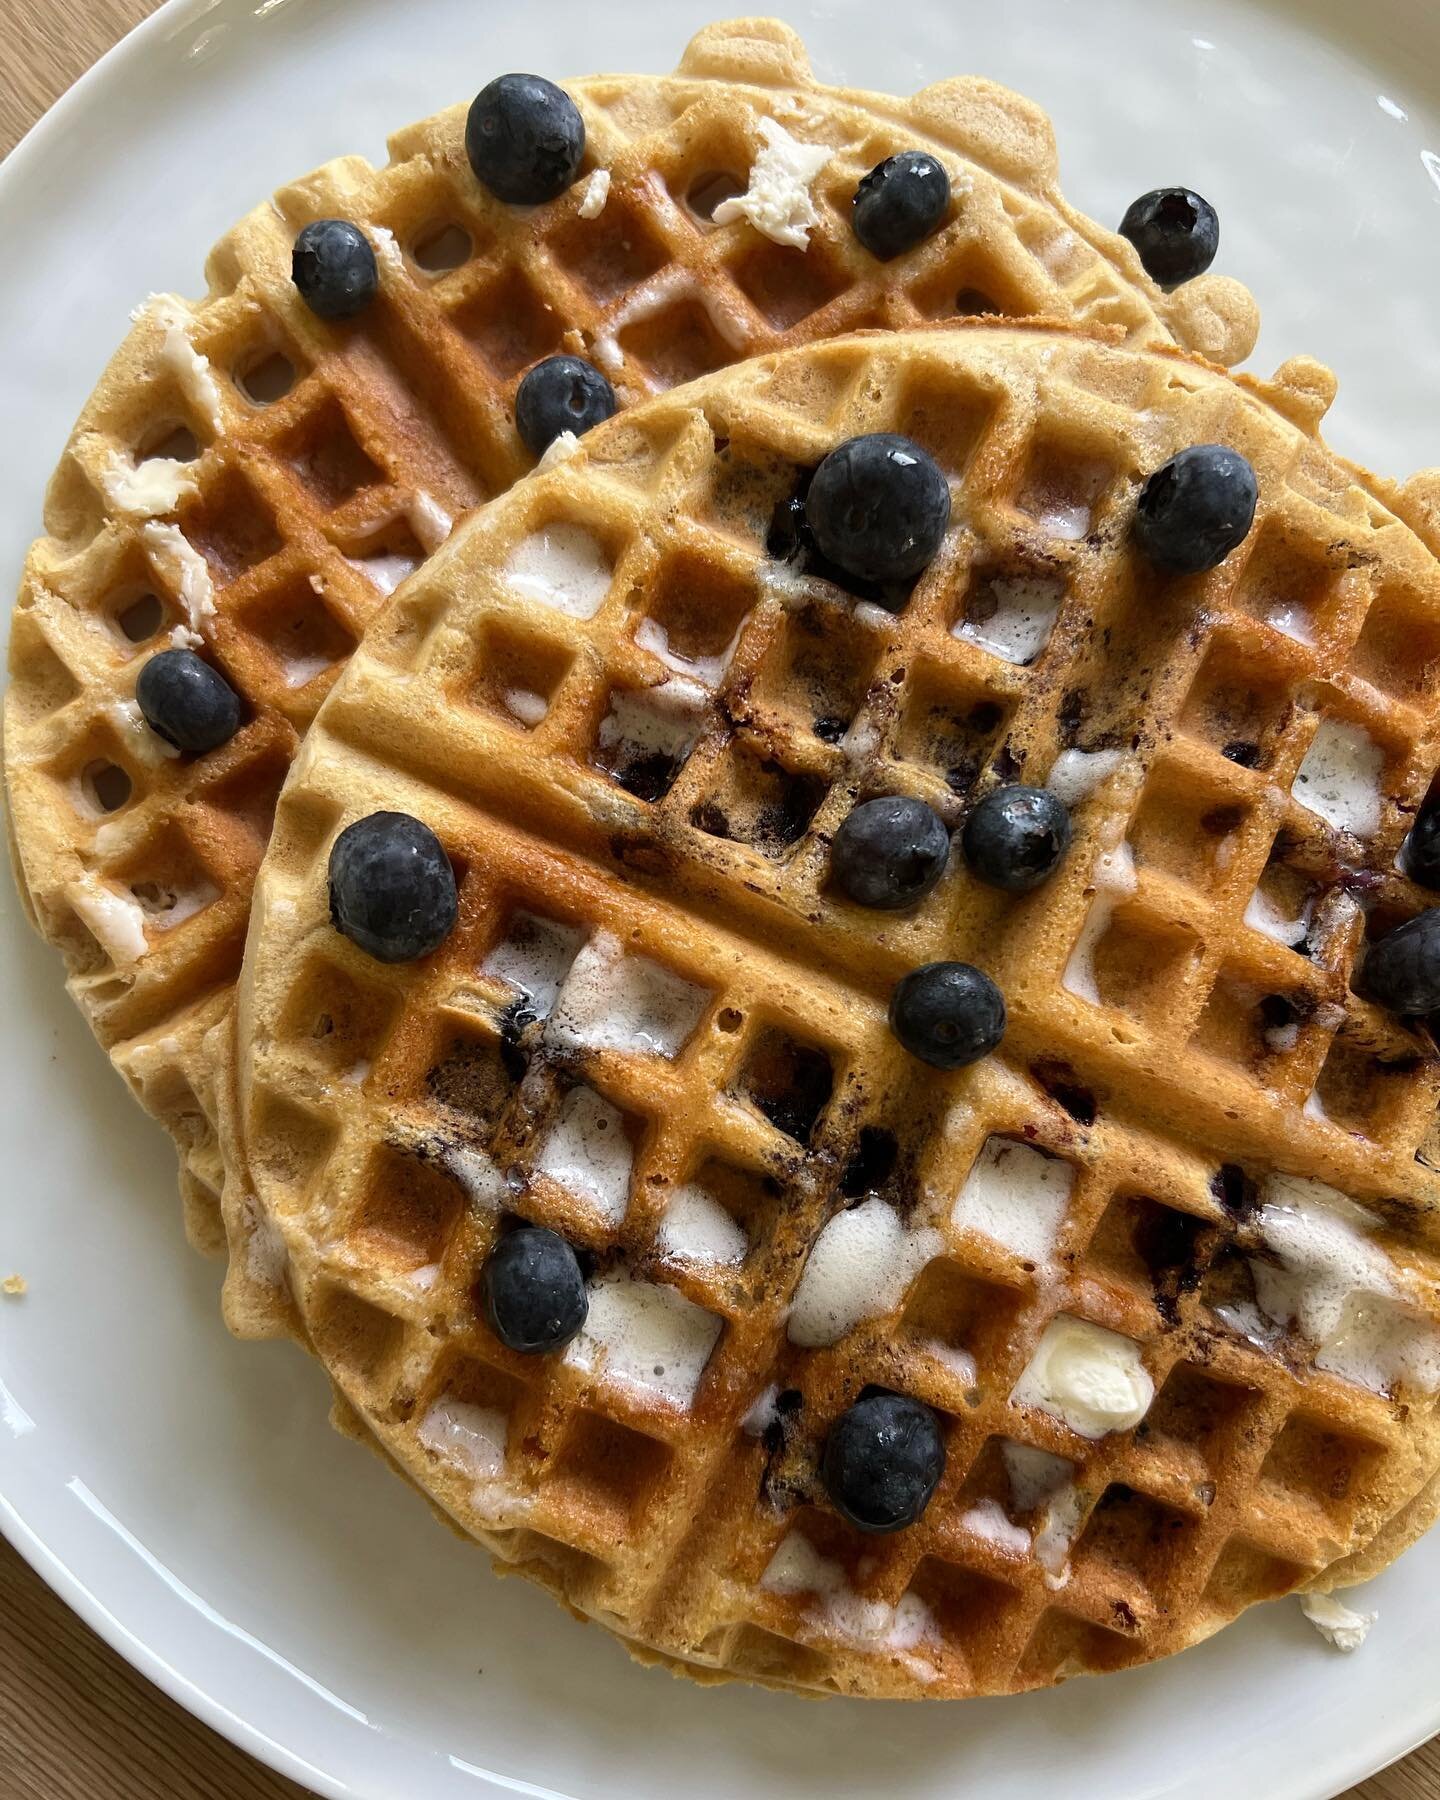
[225,322,1440,1700]
[3,15,1292,1253]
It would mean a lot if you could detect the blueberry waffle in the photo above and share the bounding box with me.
[223,324,1440,1696]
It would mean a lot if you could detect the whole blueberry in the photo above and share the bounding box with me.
[1119,187,1220,287]
[822,1392,945,1533]
[328,811,457,963]
[852,151,951,261]
[805,433,950,586]
[135,648,241,754]
[515,355,616,458]
[1358,910,1440,1015]
[479,1227,587,1354]
[830,795,950,910]
[1404,801,1440,892]
[890,961,1005,1070]
[1134,444,1258,575]
[962,785,1072,893]
[466,73,585,205]
[291,219,379,321]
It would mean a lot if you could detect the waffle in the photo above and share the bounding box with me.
[225,324,1440,1698]
[4,16,1277,1251]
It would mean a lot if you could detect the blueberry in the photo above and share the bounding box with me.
[291,220,379,321]
[1358,910,1440,1015]
[830,795,950,910]
[478,1226,587,1354]
[1404,801,1440,892]
[852,151,950,261]
[328,811,457,963]
[466,74,585,205]
[1119,187,1219,287]
[134,649,241,755]
[515,355,616,458]
[822,1392,945,1533]
[889,961,1005,1069]
[805,434,950,586]
[1134,444,1258,575]
[962,785,1072,893]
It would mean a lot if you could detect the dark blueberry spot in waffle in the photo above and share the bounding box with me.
[690,799,731,838]
[613,749,682,803]
[968,700,1004,735]
[1030,1058,1097,1126]
[740,1031,834,1144]
[1223,739,1261,768]
[840,1126,900,1199]
[943,758,980,796]
[499,1000,537,1082]
[1058,687,1087,742]
[1259,994,1296,1034]
[756,763,827,851]
[1135,1205,1202,1276]
[766,489,809,561]
[1210,1162,1257,1217]
[1201,805,1247,837]
[812,714,847,744]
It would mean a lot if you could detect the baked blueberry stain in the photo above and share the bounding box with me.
[1210,1162,1257,1218]
[498,998,537,1082]
[757,1388,807,1510]
[1133,1204,1206,1325]
[1031,1058,1098,1126]
[742,1034,834,1144]
[840,1126,900,1199]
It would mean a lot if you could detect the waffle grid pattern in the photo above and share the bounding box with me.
[5,17,1262,1241]
[234,327,1440,1696]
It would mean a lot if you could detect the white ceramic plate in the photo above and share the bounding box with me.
[3,1,1440,1795]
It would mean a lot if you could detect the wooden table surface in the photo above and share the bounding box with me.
[0,2,1437,1795]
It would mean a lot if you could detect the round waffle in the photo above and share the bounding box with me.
[226,323,1440,1698]
[4,14,1277,1254]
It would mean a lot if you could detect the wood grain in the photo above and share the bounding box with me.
[0,2,1436,1796]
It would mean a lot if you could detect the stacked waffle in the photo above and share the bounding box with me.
[9,15,1440,1699]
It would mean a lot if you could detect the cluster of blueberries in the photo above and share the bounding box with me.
[129,71,1440,1534]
